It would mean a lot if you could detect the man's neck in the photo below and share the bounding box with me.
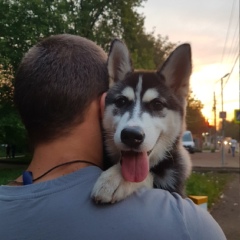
[24,140,102,183]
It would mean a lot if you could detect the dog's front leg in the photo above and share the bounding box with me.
[91,163,153,204]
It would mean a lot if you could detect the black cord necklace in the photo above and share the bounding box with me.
[10,160,100,185]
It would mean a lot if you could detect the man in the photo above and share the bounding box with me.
[230,138,237,157]
[0,34,226,239]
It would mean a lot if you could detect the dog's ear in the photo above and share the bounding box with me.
[107,39,133,87]
[157,44,192,102]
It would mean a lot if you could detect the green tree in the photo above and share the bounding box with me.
[0,0,176,154]
[130,33,175,70]
[186,91,208,136]
[220,120,240,141]
[152,35,176,69]
[0,0,146,153]
[0,0,176,72]
[0,65,27,151]
[0,0,146,72]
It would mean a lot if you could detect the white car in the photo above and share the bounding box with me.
[182,131,195,154]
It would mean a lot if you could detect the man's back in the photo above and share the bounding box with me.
[0,167,225,240]
[230,139,237,147]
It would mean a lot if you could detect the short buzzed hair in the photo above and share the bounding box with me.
[14,34,108,146]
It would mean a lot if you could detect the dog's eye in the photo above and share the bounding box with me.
[114,96,129,108]
[150,98,164,110]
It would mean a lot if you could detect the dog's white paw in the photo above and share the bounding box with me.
[91,163,153,204]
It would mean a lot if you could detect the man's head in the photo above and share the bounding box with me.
[14,34,108,146]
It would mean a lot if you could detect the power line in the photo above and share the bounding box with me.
[223,53,239,87]
[197,0,238,117]
[214,0,239,90]
[220,0,236,64]
[226,19,239,64]
[205,99,239,105]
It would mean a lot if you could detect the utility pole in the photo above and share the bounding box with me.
[213,92,217,150]
[220,73,230,166]
[221,78,224,166]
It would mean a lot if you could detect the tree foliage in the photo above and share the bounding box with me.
[0,0,176,153]
[131,33,176,69]
[0,0,147,72]
[186,91,208,136]
[0,65,14,106]
[0,65,26,148]
[0,0,175,72]
[219,120,240,141]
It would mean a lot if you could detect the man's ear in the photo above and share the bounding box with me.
[100,92,107,119]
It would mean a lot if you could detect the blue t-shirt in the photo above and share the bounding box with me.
[0,166,226,240]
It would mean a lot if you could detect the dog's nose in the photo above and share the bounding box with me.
[121,127,145,148]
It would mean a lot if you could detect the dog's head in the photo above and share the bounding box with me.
[103,39,192,183]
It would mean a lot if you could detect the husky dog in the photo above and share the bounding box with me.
[91,39,192,204]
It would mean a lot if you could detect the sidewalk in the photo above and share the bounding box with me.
[191,151,240,240]
[191,150,239,172]
[210,174,240,240]
[0,155,28,168]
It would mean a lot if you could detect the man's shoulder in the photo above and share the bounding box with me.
[0,167,226,240]
[90,188,225,239]
[100,188,192,224]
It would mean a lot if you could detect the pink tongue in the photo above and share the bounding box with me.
[121,151,149,182]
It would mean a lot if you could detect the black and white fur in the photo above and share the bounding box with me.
[91,39,192,203]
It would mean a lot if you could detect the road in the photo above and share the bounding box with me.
[191,150,239,169]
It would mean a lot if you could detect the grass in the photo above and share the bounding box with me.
[186,171,233,209]
[0,155,31,185]
[0,167,26,185]
[0,166,232,210]
[0,147,6,158]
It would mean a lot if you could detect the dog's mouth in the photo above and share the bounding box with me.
[120,151,150,183]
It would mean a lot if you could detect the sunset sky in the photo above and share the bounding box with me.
[139,0,239,125]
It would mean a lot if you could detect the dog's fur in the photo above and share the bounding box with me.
[91,39,192,203]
